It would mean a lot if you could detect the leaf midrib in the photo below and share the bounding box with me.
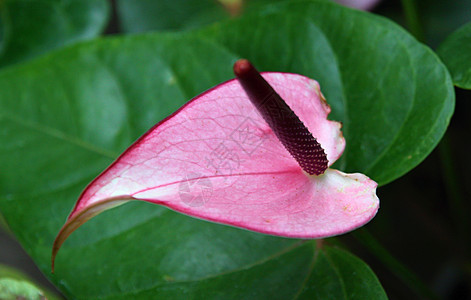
[324,249,349,300]
[2,113,118,159]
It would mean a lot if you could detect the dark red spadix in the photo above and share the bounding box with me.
[234,59,328,175]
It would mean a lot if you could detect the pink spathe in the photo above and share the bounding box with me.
[53,72,379,270]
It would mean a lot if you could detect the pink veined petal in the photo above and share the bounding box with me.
[52,72,378,270]
[73,73,345,213]
[133,168,378,238]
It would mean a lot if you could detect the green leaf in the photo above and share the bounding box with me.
[116,0,288,33]
[0,0,109,68]
[297,246,387,299]
[196,1,454,185]
[438,22,471,89]
[116,0,231,32]
[0,264,60,300]
[0,0,453,298]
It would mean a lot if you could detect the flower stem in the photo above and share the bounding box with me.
[353,228,439,299]
[400,0,425,42]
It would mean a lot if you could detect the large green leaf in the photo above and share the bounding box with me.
[0,0,109,67]
[0,0,453,298]
[198,1,454,185]
[438,22,471,89]
[117,0,231,32]
[116,0,288,33]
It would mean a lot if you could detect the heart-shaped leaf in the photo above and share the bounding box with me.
[0,0,109,67]
[438,22,471,89]
[0,1,453,298]
[197,2,454,185]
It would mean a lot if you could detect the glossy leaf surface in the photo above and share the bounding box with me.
[116,0,287,33]
[0,0,109,67]
[117,0,231,32]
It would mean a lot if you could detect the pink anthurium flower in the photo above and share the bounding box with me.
[52,59,379,271]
